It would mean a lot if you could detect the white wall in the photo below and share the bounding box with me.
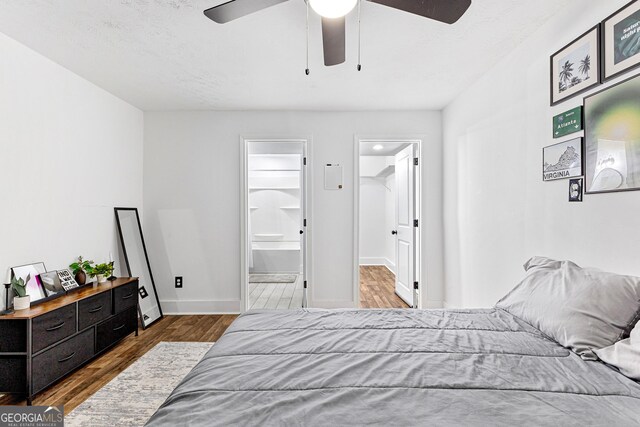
[442,0,638,308]
[143,111,442,313]
[359,156,395,270]
[0,33,143,309]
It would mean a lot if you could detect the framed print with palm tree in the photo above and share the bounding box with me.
[550,25,601,106]
[602,0,640,81]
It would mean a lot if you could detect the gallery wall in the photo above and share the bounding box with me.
[442,0,638,308]
[0,33,144,309]
[143,111,443,312]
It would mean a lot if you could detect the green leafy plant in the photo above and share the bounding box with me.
[93,262,114,277]
[11,274,30,298]
[70,256,95,276]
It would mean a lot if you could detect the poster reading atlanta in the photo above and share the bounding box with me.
[614,7,640,65]
[543,138,583,181]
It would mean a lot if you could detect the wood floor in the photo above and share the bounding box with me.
[249,274,304,310]
[359,265,410,309]
[0,315,237,413]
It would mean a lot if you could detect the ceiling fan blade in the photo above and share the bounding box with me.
[367,0,471,24]
[321,17,346,66]
[204,0,290,24]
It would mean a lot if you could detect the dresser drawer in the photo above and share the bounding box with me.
[78,292,112,330]
[32,328,94,393]
[113,282,138,314]
[32,305,76,354]
[96,307,137,354]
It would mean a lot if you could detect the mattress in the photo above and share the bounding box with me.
[146,309,640,426]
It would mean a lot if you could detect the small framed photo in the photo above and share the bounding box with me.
[57,269,80,291]
[602,0,640,81]
[551,25,601,105]
[38,271,66,298]
[569,178,584,202]
[543,137,583,181]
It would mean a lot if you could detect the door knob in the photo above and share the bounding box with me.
[391,230,398,235]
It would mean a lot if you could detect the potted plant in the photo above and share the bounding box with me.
[11,273,31,310]
[93,262,114,283]
[69,256,94,285]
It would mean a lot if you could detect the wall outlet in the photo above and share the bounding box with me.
[175,276,183,288]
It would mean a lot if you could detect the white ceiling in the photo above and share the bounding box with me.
[0,0,573,111]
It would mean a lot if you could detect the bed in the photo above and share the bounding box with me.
[146,307,640,426]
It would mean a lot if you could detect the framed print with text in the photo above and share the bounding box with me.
[543,138,583,181]
[602,1,640,81]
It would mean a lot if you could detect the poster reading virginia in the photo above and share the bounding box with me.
[543,138,583,181]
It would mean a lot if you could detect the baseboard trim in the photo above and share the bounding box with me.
[360,257,396,275]
[160,299,241,315]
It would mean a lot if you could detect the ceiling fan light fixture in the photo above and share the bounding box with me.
[309,0,357,19]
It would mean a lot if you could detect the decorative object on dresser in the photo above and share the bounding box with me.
[584,73,640,194]
[0,277,139,405]
[114,208,163,329]
[602,0,640,81]
[38,271,65,299]
[543,137,583,181]
[550,25,601,106]
[553,106,583,138]
[56,269,79,291]
[11,263,48,306]
[11,274,31,310]
[69,256,94,286]
[569,178,584,202]
[92,262,115,284]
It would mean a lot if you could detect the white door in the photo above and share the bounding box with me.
[301,149,308,308]
[394,145,415,306]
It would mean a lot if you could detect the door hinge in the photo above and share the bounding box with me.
[414,157,419,166]
[303,157,307,166]
[413,219,419,227]
[303,219,307,227]
[303,281,308,289]
[413,281,419,290]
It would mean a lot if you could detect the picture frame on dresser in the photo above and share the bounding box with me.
[602,0,640,81]
[550,25,601,106]
[11,263,48,306]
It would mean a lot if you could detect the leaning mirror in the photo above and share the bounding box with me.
[114,207,163,329]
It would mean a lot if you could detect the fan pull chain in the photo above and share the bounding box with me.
[357,0,362,71]
[305,0,310,75]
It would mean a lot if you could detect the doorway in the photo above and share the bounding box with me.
[356,139,421,309]
[241,138,310,312]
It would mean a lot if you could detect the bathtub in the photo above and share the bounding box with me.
[251,241,301,273]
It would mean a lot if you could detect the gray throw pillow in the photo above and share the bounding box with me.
[496,256,640,360]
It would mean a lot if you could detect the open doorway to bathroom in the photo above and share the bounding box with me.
[356,139,421,309]
[241,138,310,311]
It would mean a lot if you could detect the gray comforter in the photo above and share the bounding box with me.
[147,309,640,426]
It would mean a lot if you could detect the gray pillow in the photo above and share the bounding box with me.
[595,322,640,380]
[496,256,640,360]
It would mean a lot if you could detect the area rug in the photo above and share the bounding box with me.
[65,341,214,427]
[249,274,297,283]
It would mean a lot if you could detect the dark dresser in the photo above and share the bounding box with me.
[0,277,139,404]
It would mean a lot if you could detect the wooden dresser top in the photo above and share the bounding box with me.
[0,277,138,320]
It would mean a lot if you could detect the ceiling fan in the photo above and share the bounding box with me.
[204,0,472,71]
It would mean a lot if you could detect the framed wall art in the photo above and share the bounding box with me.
[584,73,640,194]
[11,262,48,304]
[38,271,66,298]
[543,137,583,181]
[550,25,601,105]
[553,106,583,138]
[569,178,584,202]
[602,0,640,81]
